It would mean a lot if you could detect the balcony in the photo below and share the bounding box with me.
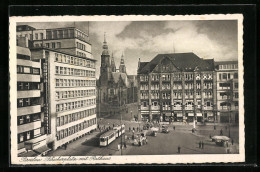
[185,106,193,110]
[173,106,182,110]
[17,74,41,82]
[18,120,41,133]
[151,106,160,110]
[17,90,40,98]
[25,134,46,145]
[204,106,213,110]
[17,105,41,116]
[141,106,149,110]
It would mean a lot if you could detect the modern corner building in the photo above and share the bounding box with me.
[137,53,239,124]
[17,37,47,156]
[16,25,97,155]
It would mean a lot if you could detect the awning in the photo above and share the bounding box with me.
[177,113,183,117]
[188,113,194,116]
[33,145,51,155]
[207,113,214,116]
[165,113,171,116]
[196,113,202,117]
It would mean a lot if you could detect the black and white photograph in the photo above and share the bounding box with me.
[9,15,244,164]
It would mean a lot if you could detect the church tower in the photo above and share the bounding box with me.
[119,52,126,73]
[111,52,117,72]
[100,32,111,86]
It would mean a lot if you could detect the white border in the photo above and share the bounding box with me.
[10,14,244,164]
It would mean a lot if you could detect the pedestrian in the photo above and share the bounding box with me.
[178,145,181,154]
[64,143,67,150]
[199,141,201,149]
[124,142,127,148]
[214,125,216,130]
[231,139,234,145]
[133,127,135,131]
[97,124,99,129]
[220,129,223,135]
[202,141,204,149]
[226,141,229,147]
[113,124,115,128]
[129,127,131,132]
[174,126,175,130]
[225,126,228,130]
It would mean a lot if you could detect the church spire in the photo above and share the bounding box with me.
[102,32,108,50]
[119,51,126,73]
[111,51,116,72]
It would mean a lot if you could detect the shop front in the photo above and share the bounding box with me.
[187,113,194,122]
[141,114,150,122]
[152,114,160,122]
[175,112,183,122]
[206,112,214,122]
[196,113,203,122]
[162,112,172,122]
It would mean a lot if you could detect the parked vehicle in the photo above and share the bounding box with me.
[151,127,159,136]
[162,125,169,133]
[211,135,230,146]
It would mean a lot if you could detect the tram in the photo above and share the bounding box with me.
[99,124,125,147]
[113,124,125,138]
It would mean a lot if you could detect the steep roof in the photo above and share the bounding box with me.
[138,53,214,74]
[111,72,129,87]
[215,61,238,65]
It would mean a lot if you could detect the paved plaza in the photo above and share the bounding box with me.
[46,114,239,156]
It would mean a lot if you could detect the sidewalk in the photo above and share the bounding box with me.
[46,130,100,156]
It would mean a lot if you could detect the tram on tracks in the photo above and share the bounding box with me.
[99,124,125,147]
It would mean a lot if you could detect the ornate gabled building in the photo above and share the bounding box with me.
[137,53,217,123]
[97,34,138,117]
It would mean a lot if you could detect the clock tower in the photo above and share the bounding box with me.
[100,32,111,86]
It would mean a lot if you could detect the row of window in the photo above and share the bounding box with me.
[17,65,40,75]
[76,42,86,51]
[140,73,213,82]
[55,79,96,87]
[46,29,75,40]
[55,66,95,77]
[18,128,42,143]
[57,108,95,127]
[141,82,213,90]
[42,42,61,49]
[17,82,40,91]
[219,64,238,70]
[141,91,212,99]
[57,118,96,141]
[77,51,87,58]
[141,101,212,107]
[219,92,239,99]
[56,98,96,112]
[17,97,40,108]
[219,73,238,80]
[17,54,30,60]
[17,113,41,125]
[55,53,95,68]
[55,89,96,100]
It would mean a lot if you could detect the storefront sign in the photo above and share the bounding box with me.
[188,113,194,116]
[196,113,202,117]
[177,113,183,117]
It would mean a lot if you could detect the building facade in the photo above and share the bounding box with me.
[97,34,138,117]
[16,25,97,152]
[16,37,47,156]
[137,53,217,123]
[215,61,239,123]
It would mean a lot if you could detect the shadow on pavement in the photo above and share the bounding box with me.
[81,137,99,147]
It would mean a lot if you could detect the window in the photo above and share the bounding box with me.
[32,68,40,74]
[55,66,59,74]
[35,33,38,40]
[46,31,52,39]
[57,42,61,48]
[222,73,227,80]
[234,73,238,79]
[19,133,24,143]
[235,92,239,98]
[219,74,222,80]
[52,42,56,49]
[24,67,31,74]
[56,79,59,87]
[235,83,238,89]
[25,115,30,123]
[26,131,31,140]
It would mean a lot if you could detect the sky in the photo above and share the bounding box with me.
[18,20,238,77]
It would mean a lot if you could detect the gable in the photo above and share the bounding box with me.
[151,56,180,73]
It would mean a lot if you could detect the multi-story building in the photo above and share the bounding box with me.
[137,53,217,123]
[16,37,47,156]
[215,61,239,123]
[17,25,97,151]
